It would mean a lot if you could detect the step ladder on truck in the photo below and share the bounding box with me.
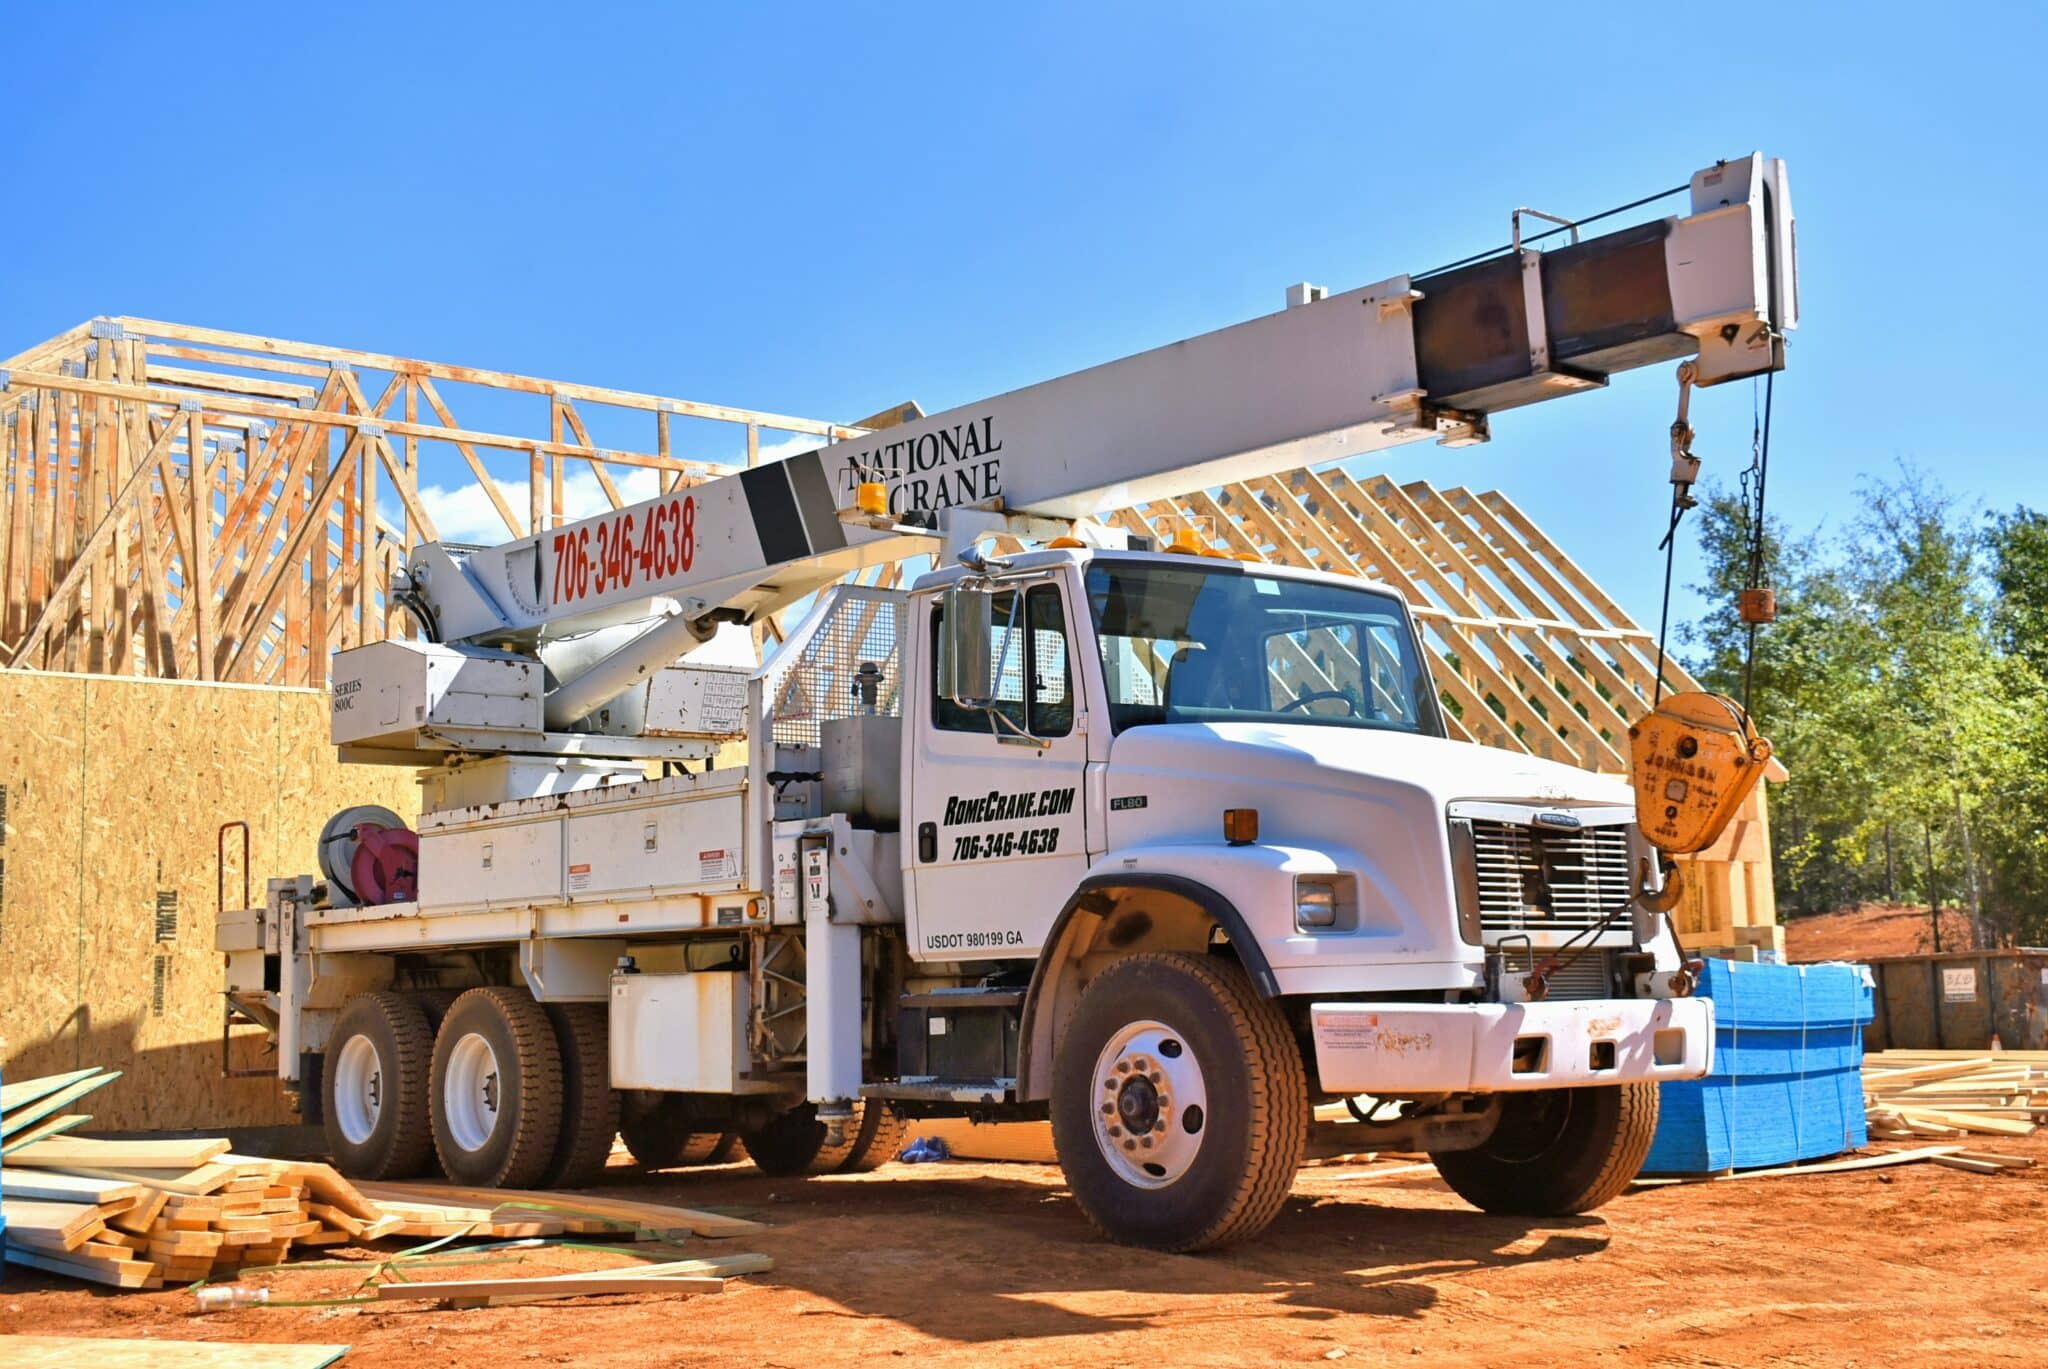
[218,153,1798,1251]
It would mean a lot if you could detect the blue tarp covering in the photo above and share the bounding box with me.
[1643,958,1874,1175]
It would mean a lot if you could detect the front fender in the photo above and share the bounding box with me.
[1015,844,1312,1098]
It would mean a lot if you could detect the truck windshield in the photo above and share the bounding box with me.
[1084,561,1443,737]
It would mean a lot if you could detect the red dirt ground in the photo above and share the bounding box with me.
[5,1136,2045,1368]
[1785,902,1983,962]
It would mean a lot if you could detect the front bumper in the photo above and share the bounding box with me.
[1309,996,1713,1094]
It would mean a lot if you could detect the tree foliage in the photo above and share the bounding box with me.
[1681,470,2047,945]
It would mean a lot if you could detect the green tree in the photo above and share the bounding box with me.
[1682,471,2046,941]
[1978,510,2048,943]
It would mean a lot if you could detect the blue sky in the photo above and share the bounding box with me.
[3,3,2041,642]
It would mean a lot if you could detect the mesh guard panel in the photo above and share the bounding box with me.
[764,586,907,749]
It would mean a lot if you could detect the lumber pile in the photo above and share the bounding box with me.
[1863,1050,2048,1141]
[2,1131,400,1289]
[2,1067,768,1292]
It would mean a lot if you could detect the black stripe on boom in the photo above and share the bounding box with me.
[741,463,809,564]
[788,451,848,552]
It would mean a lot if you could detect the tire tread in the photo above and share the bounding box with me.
[431,985,564,1188]
[326,991,435,1181]
[1055,951,1306,1252]
[544,1002,619,1187]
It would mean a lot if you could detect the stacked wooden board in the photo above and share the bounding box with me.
[1864,1050,2047,1141]
[3,1066,768,1291]
[4,1132,398,1289]
[2,1068,120,1157]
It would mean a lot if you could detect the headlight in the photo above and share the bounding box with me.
[1295,877,1340,930]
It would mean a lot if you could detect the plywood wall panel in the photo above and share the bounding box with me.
[0,676,89,1091]
[0,673,416,1130]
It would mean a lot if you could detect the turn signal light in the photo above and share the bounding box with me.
[1223,808,1259,845]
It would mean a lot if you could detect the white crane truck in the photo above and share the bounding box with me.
[219,154,1797,1250]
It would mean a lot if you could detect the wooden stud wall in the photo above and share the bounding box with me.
[0,317,862,687]
[0,672,417,1130]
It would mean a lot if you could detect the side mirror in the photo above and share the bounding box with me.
[939,583,996,706]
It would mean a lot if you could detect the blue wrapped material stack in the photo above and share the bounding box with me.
[1643,958,1874,1175]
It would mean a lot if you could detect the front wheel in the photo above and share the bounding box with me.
[1428,1082,1658,1216]
[1050,952,1306,1252]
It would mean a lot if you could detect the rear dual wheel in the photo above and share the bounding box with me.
[619,1094,738,1170]
[429,986,565,1189]
[328,985,619,1188]
[324,992,436,1181]
[810,1100,908,1174]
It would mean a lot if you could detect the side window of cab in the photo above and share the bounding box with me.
[931,584,1073,737]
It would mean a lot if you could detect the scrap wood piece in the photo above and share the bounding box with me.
[0,1068,106,1114]
[0,1072,121,1139]
[7,1135,231,1171]
[461,1260,763,1308]
[383,1272,726,1306]
[221,1154,380,1222]
[41,1161,246,1196]
[1,1245,161,1290]
[1634,1145,1964,1186]
[1953,1149,2035,1168]
[357,1195,566,1238]
[1930,1154,2008,1175]
[2,1199,109,1249]
[1881,1106,2034,1137]
[1,1114,95,1157]
[355,1180,765,1238]
[0,1336,349,1368]
[0,1172,148,1208]
[1330,1162,1439,1183]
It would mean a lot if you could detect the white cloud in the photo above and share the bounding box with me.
[419,467,663,545]
[418,438,831,546]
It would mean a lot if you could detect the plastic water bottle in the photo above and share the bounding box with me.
[195,1285,270,1313]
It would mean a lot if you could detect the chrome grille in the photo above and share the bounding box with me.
[1469,819,1633,934]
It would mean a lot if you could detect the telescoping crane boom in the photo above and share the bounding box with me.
[390,153,1794,746]
[255,153,1802,1254]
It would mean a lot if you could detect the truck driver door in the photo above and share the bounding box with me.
[909,580,1090,962]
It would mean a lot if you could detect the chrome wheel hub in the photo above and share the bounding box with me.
[333,1035,384,1146]
[443,1032,503,1153]
[1091,1019,1208,1189]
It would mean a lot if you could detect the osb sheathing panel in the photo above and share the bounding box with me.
[0,672,417,1130]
